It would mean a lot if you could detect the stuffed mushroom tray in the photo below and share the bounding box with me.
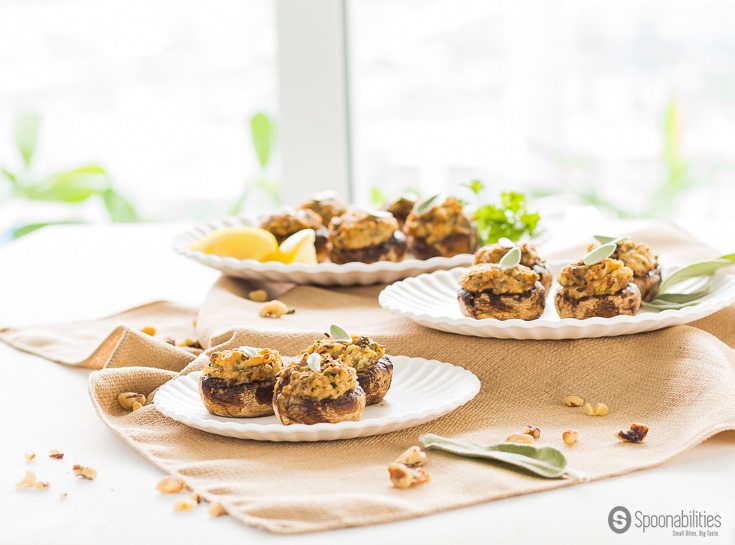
[155,354,480,442]
[379,239,735,340]
[174,194,477,286]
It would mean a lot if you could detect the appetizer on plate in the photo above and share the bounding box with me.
[297,191,347,226]
[474,239,552,292]
[385,194,417,227]
[457,248,546,320]
[328,208,407,264]
[555,243,642,319]
[589,236,661,302]
[302,325,393,405]
[272,353,366,425]
[200,346,283,417]
[260,208,329,262]
[404,196,477,258]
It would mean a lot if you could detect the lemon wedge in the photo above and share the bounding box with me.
[190,227,278,261]
[275,228,317,264]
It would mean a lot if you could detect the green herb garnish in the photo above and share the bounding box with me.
[329,324,351,343]
[643,254,735,311]
[238,346,259,357]
[415,194,438,216]
[499,247,521,269]
[306,353,322,373]
[473,191,540,245]
[583,242,616,266]
[419,434,568,479]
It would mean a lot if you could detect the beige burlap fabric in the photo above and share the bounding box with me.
[2,223,734,534]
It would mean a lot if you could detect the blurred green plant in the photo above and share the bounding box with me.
[465,180,540,244]
[1,113,138,238]
[230,112,280,214]
[369,185,421,207]
[530,98,700,218]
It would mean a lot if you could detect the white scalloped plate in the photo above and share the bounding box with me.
[173,216,473,286]
[154,356,480,442]
[379,266,735,340]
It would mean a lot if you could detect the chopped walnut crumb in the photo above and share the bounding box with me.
[209,502,227,517]
[506,433,534,444]
[72,465,97,480]
[616,423,649,443]
[16,470,49,491]
[48,449,64,460]
[24,453,36,462]
[156,476,186,494]
[522,425,541,439]
[174,497,198,512]
[141,326,156,336]
[59,492,69,500]
[583,402,609,416]
[248,289,268,303]
[259,300,290,318]
[388,462,430,489]
[395,446,428,468]
[117,392,146,411]
[562,395,584,407]
[190,493,201,504]
[562,430,579,446]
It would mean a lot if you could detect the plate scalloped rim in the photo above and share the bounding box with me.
[378,267,735,340]
[172,216,473,286]
[154,355,481,442]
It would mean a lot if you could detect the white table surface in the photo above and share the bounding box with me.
[0,224,733,545]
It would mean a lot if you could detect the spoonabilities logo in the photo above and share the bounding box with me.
[609,506,632,534]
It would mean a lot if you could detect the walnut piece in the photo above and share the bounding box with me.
[48,449,64,460]
[388,462,430,489]
[16,470,49,491]
[73,465,97,480]
[141,326,156,336]
[209,502,227,517]
[583,402,609,416]
[156,476,186,494]
[117,392,146,411]
[174,497,198,512]
[24,453,36,462]
[522,425,541,439]
[506,433,534,444]
[562,395,584,407]
[562,430,579,446]
[248,289,268,302]
[259,300,289,318]
[395,446,428,468]
[616,423,649,443]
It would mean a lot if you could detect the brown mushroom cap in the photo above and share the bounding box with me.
[633,266,662,302]
[458,282,546,320]
[329,231,406,264]
[356,356,393,405]
[200,376,276,417]
[273,380,366,425]
[555,283,641,319]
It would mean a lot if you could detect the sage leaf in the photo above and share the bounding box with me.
[499,246,521,269]
[583,242,616,266]
[659,255,735,293]
[238,346,259,357]
[306,353,322,372]
[419,434,568,479]
[498,237,514,248]
[415,194,438,216]
[329,324,351,343]
[593,234,628,245]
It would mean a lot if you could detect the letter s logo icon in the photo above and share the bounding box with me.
[608,506,632,534]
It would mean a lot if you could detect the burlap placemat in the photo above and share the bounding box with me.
[2,222,734,534]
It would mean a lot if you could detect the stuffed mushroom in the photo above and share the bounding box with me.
[474,241,552,292]
[302,329,392,405]
[200,346,283,417]
[403,196,477,258]
[272,353,366,425]
[297,191,347,226]
[328,208,406,264]
[458,261,546,320]
[260,208,329,262]
[385,194,417,228]
[587,238,661,302]
[555,258,641,319]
